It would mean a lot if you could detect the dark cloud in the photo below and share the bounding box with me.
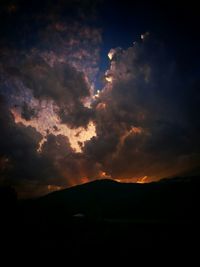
[0,0,101,46]
[0,1,200,197]
[21,55,94,128]
[0,0,101,129]
[0,95,97,198]
[2,32,200,196]
[84,34,200,181]
[38,133,103,189]
[0,0,102,197]
[21,102,38,120]
[0,50,95,128]
[0,96,43,185]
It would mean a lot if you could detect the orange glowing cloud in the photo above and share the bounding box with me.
[114,176,149,184]
[108,49,115,60]
[136,176,148,184]
[96,102,106,110]
[116,126,144,154]
[80,177,90,184]
[105,76,113,83]
[11,105,96,153]
[99,171,112,179]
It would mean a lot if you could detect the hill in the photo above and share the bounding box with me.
[29,176,197,222]
[0,177,199,254]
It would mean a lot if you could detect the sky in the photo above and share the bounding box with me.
[0,0,200,198]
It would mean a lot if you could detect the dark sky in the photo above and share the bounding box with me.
[0,0,200,197]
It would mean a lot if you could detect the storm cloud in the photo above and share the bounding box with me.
[85,33,200,181]
[0,0,200,197]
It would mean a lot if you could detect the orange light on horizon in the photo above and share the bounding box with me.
[47,184,62,191]
[98,171,112,180]
[114,176,149,184]
[81,177,89,184]
[136,176,148,184]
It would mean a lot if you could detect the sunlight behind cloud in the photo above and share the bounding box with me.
[11,107,96,153]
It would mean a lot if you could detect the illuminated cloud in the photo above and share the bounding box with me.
[40,23,102,83]
[0,0,200,197]
[86,33,200,183]
[105,75,113,83]
[108,49,116,60]
[0,0,101,197]
[11,107,96,153]
[141,31,150,41]
[136,176,148,184]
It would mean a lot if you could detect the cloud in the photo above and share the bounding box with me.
[0,95,98,198]
[0,0,102,197]
[21,102,38,121]
[85,33,200,182]
[0,96,43,185]
[19,55,94,128]
[0,0,102,131]
[1,0,200,198]
[39,22,102,83]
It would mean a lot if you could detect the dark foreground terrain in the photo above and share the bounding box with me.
[0,177,199,258]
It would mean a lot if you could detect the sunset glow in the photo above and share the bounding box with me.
[11,108,96,153]
[0,0,199,198]
[0,1,196,256]
[114,176,149,184]
[136,176,148,184]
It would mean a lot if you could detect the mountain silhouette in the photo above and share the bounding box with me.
[19,176,197,224]
[0,177,198,255]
